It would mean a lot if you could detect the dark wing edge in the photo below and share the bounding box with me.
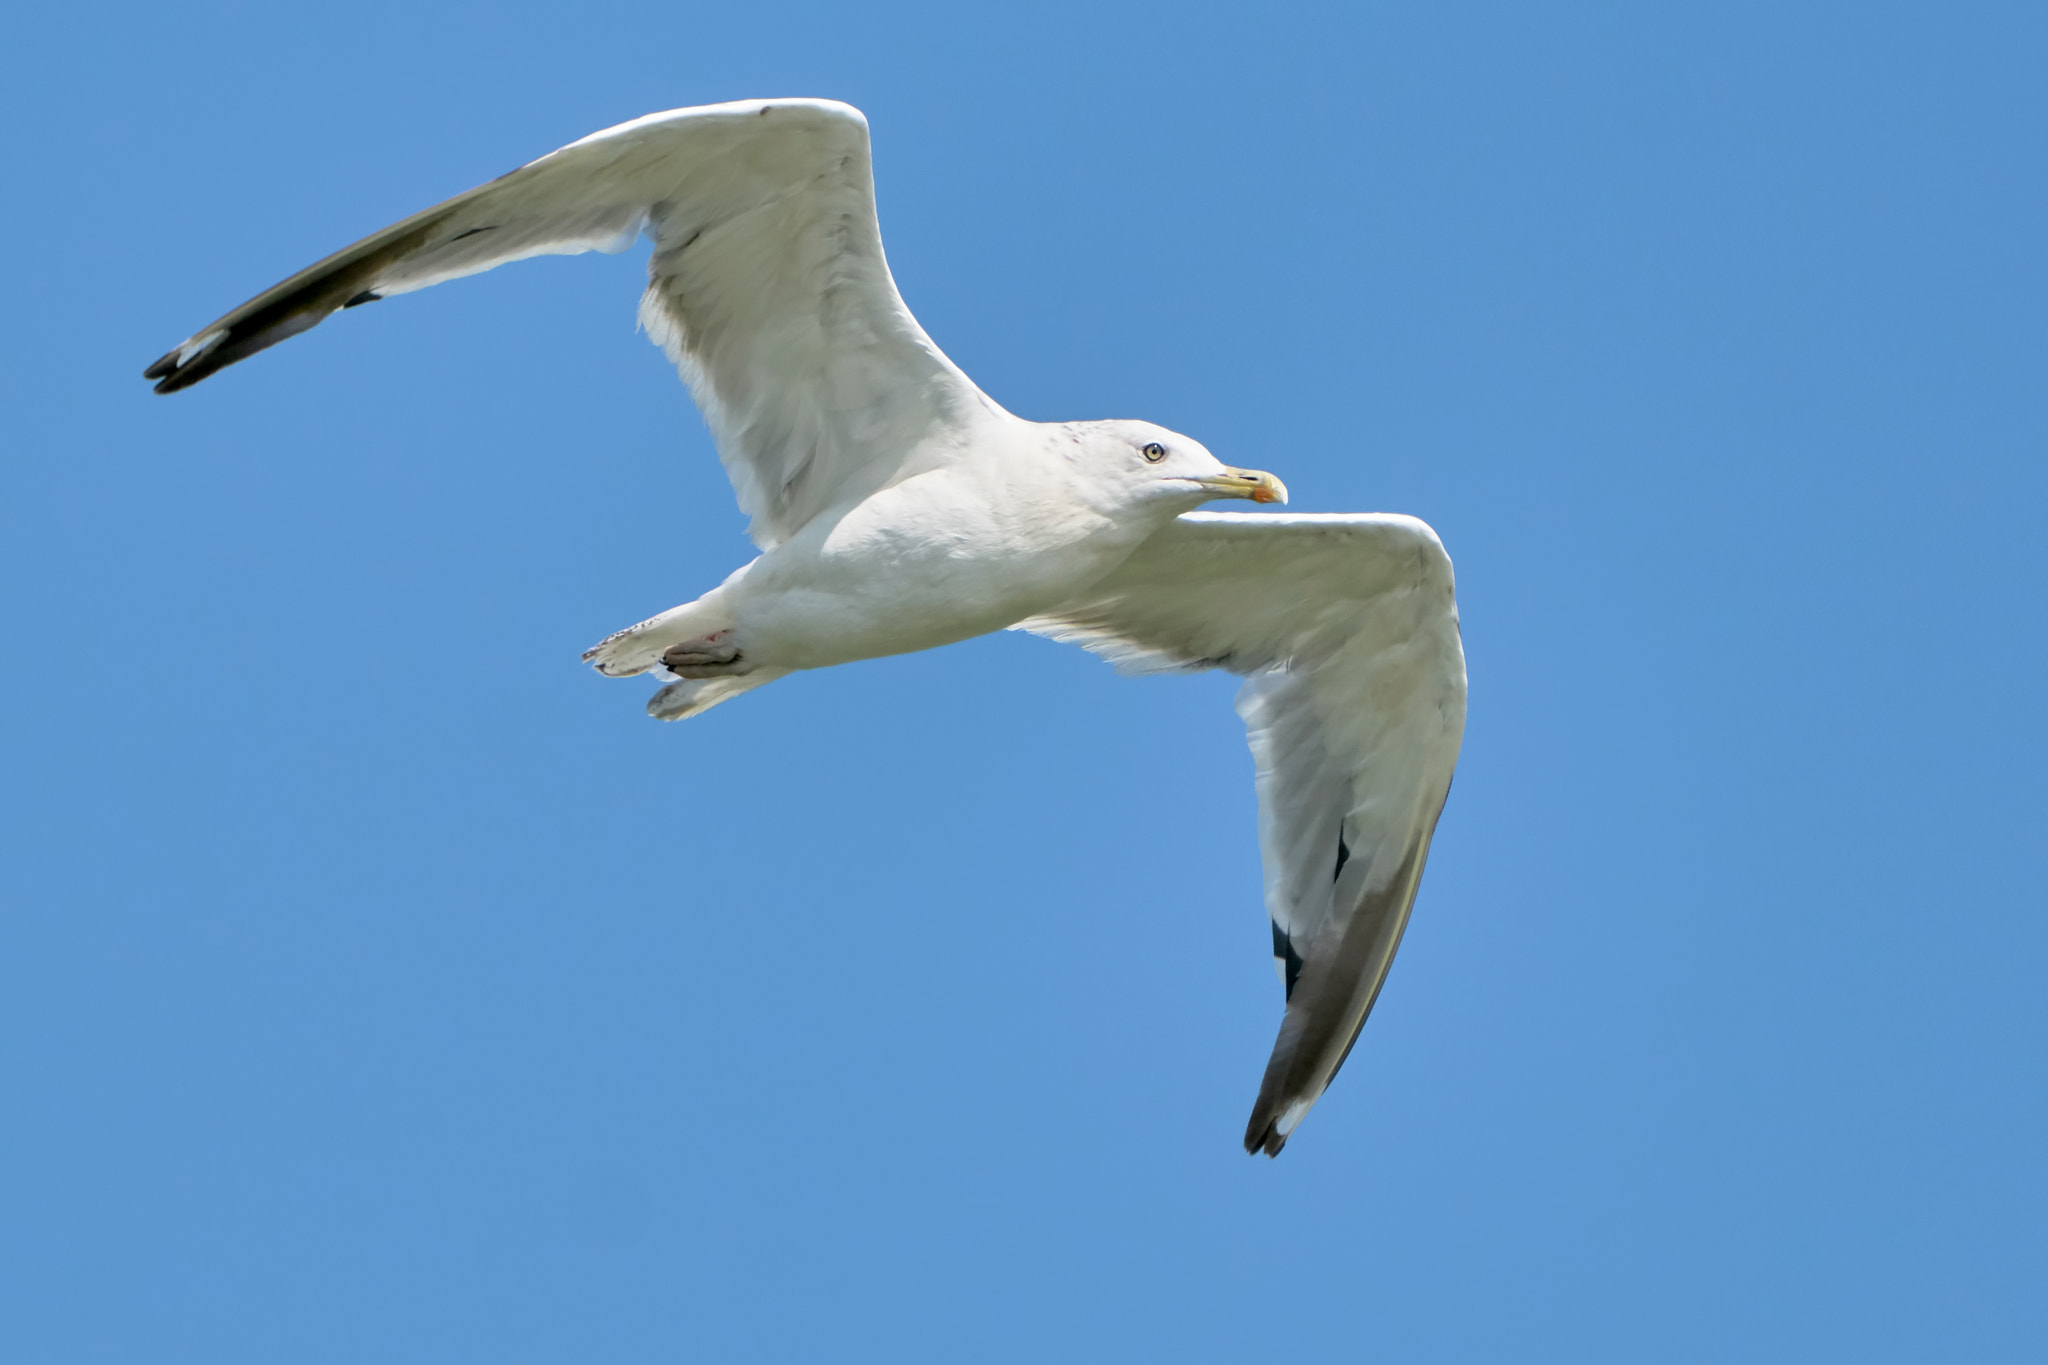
[1242,790,1449,1157]
[142,190,482,393]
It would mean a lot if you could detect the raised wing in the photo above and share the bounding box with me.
[143,98,994,547]
[1020,512,1467,1156]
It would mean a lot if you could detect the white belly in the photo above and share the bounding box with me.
[728,466,1145,671]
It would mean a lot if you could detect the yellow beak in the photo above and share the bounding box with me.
[1194,466,1289,505]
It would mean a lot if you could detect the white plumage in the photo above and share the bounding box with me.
[145,99,1467,1156]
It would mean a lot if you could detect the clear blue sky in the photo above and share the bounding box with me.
[4,2,2044,1360]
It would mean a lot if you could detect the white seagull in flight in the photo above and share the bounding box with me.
[146,99,1467,1156]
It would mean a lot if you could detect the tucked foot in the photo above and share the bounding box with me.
[659,630,743,678]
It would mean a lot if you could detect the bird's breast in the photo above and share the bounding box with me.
[727,468,1148,670]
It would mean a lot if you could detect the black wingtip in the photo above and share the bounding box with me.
[149,364,200,395]
[141,300,331,395]
[144,339,225,394]
[1243,1120,1288,1158]
[140,207,452,395]
[148,352,228,395]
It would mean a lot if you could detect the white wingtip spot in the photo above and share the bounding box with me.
[175,328,228,367]
[1276,1098,1314,1137]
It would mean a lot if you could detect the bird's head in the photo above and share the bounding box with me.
[1067,420,1288,515]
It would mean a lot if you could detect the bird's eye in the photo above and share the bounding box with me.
[1140,442,1168,462]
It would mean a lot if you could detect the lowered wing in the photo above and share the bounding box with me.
[1021,511,1467,1155]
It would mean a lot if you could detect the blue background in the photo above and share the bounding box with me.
[5,2,2044,1359]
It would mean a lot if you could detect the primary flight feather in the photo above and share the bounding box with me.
[145,98,1467,1156]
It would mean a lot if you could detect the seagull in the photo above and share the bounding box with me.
[144,98,1467,1156]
